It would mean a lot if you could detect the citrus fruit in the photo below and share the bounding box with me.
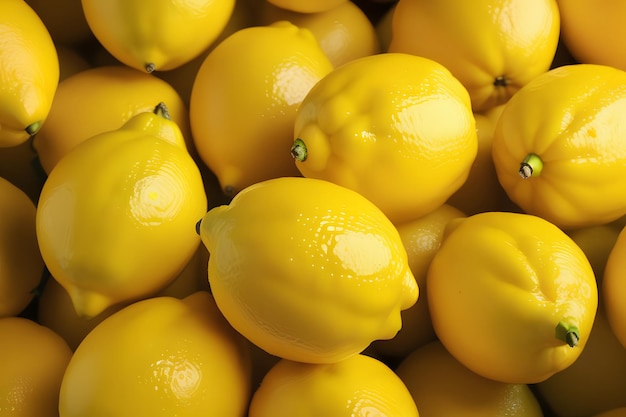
[427,211,598,384]
[388,0,560,112]
[25,0,93,46]
[396,340,544,416]
[196,176,418,364]
[81,0,236,72]
[602,225,626,349]
[0,0,59,147]
[491,64,626,229]
[266,0,349,14]
[259,0,381,68]
[190,21,333,197]
[36,104,208,318]
[371,203,466,359]
[58,291,252,417]
[534,303,626,417]
[32,65,192,174]
[0,316,73,417]
[291,52,477,224]
[0,176,44,317]
[556,0,626,71]
[248,354,419,417]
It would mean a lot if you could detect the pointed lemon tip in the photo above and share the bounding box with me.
[401,269,419,310]
[68,288,116,320]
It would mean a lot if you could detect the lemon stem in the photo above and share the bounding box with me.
[555,321,580,348]
[145,63,156,73]
[291,138,307,162]
[519,153,543,179]
[153,102,171,120]
[25,121,42,136]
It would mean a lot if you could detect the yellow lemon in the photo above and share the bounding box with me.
[266,0,350,14]
[36,104,207,318]
[0,176,44,317]
[248,354,419,417]
[81,0,235,72]
[259,0,381,68]
[0,0,59,147]
[427,211,597,384]
[371,203,466,359]
[0,316,73,417]
[557,0,626,71]
[197,176,418,364]
[33,65,192,175]
[291,52,477,224]
[58,291,252,417]
[190,21,333,197]
[491,64,626,229]
[389,0,560,112]
[603,225,626,349]
[25,0,93,46]
[396,340,544,417]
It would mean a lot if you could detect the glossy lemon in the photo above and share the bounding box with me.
[248,354,419,417]
[492,64,626,229]
[0,316,73,417]
[291,52,477,225]
[427,211,597,384]
[58,292,252,417]
[0,0,59,147]
[33,65,192,175]
[396,340,544,417]
[266,0,349,14]
[81,0,235,72]
[36,104,207,318]
[197,176,418,364]
[603,225,626,349]
[190,21,333,197]
[389,0,560,112]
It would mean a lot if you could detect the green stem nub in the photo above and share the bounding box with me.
[25,121,42,136]
[519,153,543,179]
[153,102,171,120]
[555,321,580,348]
[291,138,308,162]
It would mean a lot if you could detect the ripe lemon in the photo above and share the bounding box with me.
[248,354,419,417]
[266,0,349,14]
[291,52,477,224]
[371,203,466,359]
[58,291,252,417]
[190,21,333,197]
[557,0,626,71]
[33,65,192,175]
[81,0,235,72]
[0,0,59,147]
[36,104,208,318]
[389,0,560,112]
[534,303,626,417]
[259,1,381,68]
[0,316,73,417]
[25,0,93,46]
[197,176,418,364]
[0,176,44,317]
[396,340,544,417]
[491,64,626,229]
[427,211,597,384]
[603,225,626,349]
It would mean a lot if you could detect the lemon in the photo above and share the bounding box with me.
[0,176,44,317]
[491,64,626,229]
[36,104,207,318]
[33,65,192,175]
[371,203,466,359]
[389,0,560,112]
[0,0,59,147]
[190,21,334,197]
[197,176,418,364]
[0,316,73,417]
[427,211,597,384]
[81,0,235,72]
[259,1,381,68]
[58,291,252,417]
[396,340,544,416]
[291,52,477,224]
[248,354,419,417]
[266,0,350,14]
[603,225,626,349]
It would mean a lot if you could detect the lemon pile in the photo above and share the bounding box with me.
[2,0,626,416]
